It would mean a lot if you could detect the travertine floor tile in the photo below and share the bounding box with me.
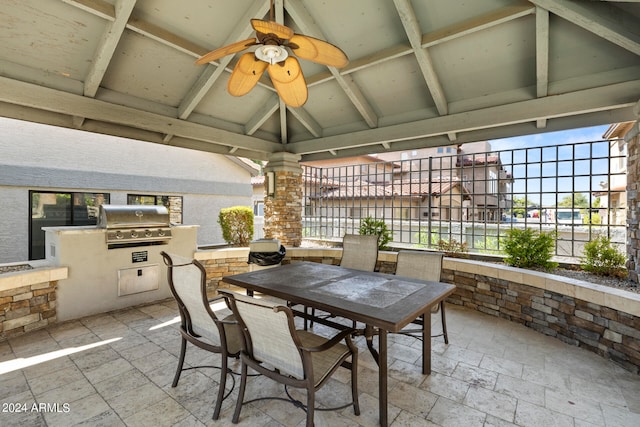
[463,385,516,422]
[514,400,574,427]
[427,396,486,427]
[1,301,640,427]
[494,373,545,406]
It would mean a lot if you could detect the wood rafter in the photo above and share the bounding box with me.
[4,0,639,162]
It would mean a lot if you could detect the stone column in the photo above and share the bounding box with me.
[626,100,640,282]
[263,152,303,247]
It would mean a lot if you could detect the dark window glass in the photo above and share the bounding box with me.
[127,194,183,224]
[29,191,109,260]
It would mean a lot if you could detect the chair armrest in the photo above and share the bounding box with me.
[299,328,356,353]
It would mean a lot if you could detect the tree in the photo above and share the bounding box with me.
[558,192,589,208]
[510,196,536,218]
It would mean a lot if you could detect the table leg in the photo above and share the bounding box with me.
[422,311,431,374]
[379,329,387,427]
[364,325,379,365]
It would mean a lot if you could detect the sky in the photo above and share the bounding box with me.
[487,124,615,209]
[489,125,610,152]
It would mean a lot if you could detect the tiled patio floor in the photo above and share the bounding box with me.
[2,292,640,427]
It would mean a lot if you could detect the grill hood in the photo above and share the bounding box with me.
[98,204,172,245]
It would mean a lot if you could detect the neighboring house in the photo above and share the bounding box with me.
[251,174,341,217]
[0,118,258,262]
[595,122,632,225]
[308,178,471,221]
[456,152,514,222]
[300,141,513,222]
[302,155,403,184]
[252,142,512,225]
[374,145,458,182]
[251,175,267,217]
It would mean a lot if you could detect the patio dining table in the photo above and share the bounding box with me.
[223,261,456,427]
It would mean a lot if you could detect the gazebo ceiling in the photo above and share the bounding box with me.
[1,0,639,162]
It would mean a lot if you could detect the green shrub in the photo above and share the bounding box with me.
[218,206,254,246]
[413,228,441,248]
[475,235,502,255]
[582,235,627,278]
[502,228,557,270]
[359,217,393,250]
[437,239,469,258]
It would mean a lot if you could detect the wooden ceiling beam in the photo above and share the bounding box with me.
[288,80,640,155]
[530,0,640,56]
[285,0,379,128]
[393,0,448,116]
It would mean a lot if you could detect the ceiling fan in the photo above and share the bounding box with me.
[195,4,348,107]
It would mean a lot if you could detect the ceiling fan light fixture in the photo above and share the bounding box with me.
[255,45,288,65]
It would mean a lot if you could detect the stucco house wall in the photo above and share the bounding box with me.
[0,118,256,263]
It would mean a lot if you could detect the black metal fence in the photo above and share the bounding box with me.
[302,139,627,261]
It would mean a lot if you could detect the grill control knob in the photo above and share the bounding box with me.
[130,230,138,238]
[144,230,152,237]
[158,229,166,237]
[115,231,123,240]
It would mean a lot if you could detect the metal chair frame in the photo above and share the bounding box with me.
[161,251,242,420]
[394,250,449,343]
[221,290,360,427]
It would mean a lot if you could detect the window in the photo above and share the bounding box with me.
[617,143,627,171]
[489,171,498,194]
[30,191,110,260]
[254,201,264,216]
[128,194,183,224]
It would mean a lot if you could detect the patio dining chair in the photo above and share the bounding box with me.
[340,233,379,271]
[221,290,360,427]
[394,250,448,343]
[308,233,379,328]
[161,251,243,420]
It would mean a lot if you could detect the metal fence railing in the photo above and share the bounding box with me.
[302,139,627,261]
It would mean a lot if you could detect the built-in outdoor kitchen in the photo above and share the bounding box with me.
[43,205,197,321]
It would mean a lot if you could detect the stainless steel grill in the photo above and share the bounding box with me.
[97,204,172,246]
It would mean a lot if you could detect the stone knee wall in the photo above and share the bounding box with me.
[0,281,57,340]
[199,256,250,295]
[444,268,640,373]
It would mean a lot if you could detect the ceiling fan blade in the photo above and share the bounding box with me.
[289,34,348,68]
[251,19,294,40]
[227,53,268,97]
[267,57,308,107]
[195,38,257,64]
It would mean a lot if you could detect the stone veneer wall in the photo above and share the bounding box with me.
[0,266,67,340]
[444,261,640,373]
[195,248,640,373]
[263,170,303,247]
[199,251,250,295]
[626,122,640,283]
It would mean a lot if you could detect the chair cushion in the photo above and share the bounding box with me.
[297,330,351,387]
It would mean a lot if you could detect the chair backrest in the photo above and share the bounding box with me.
[161,252,222,346]
[395,250,444,282]
[227,293,305,379]
[340,234,378,271]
